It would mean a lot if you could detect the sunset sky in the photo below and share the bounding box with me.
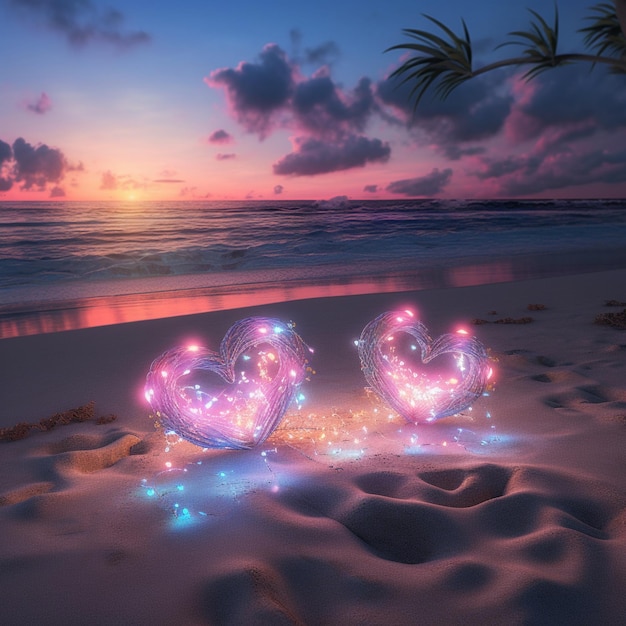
[1,0,625,201]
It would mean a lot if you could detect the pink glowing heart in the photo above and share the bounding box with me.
[358,310,492,423]
[145,317,310,449]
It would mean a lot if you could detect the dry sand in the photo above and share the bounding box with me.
[1,268,625,625]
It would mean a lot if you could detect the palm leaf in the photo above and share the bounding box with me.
[580,2,626,72]
[386,14,473,109]
[385,4,626,110]
[496,7,565,79]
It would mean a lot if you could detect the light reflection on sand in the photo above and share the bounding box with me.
[2,245,623,339]
[0,262,518,339]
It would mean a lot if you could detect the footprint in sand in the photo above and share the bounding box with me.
[534,376,626,422]
[241,462,626,625]
[43,432,142,474]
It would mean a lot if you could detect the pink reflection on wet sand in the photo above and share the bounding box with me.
[0,261,517,339]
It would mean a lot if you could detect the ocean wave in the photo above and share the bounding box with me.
[1,199,626,291]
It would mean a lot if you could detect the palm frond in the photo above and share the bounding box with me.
[496,7,565,79]
[385,4,626,110]
[385,14,473,109]
[580,2,626,72]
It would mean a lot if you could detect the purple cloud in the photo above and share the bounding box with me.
[207,44,295,138]
[273,135,390,176]
[8,0,150,48]
[481,148,626,196]
[0,139,12,190]
[289,30,340,67]
[49,185,65,197]
[0,137,74,192]
[466,66,626,195]
[208,129,234,144]
[0,140,11,164]
[293,74,374,138]
[26,92,52,114]
[363,184,379,193]
[0,139,13,192]
[208,43,388,176]
[303,41,340,66]
[386,168,453,196]
[474,157,525,181]
[12,137,66,190]
[377,72,511,159]
[216,153,236,161]
[273,184,284,194]
[506,66,626,141]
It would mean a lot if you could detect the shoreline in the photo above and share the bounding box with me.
[3,244,626,339]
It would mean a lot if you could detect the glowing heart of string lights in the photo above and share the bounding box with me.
[358,310,492,424]
[144,317,311,449]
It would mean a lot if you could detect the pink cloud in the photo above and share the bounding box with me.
[208,129,234,144]
[99,170,144,190]
[26,92,52,115]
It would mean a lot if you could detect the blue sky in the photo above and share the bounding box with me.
[1,0,625,200]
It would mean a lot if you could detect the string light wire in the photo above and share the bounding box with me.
[358,310,492,423]
[145,317,311,449]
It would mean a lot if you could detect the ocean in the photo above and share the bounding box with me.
[1,197,626,337]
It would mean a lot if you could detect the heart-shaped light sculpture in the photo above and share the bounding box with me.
[145,317,310,449]
[358,310,492,423]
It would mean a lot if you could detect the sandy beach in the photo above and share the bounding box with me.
[1,267,625,625]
